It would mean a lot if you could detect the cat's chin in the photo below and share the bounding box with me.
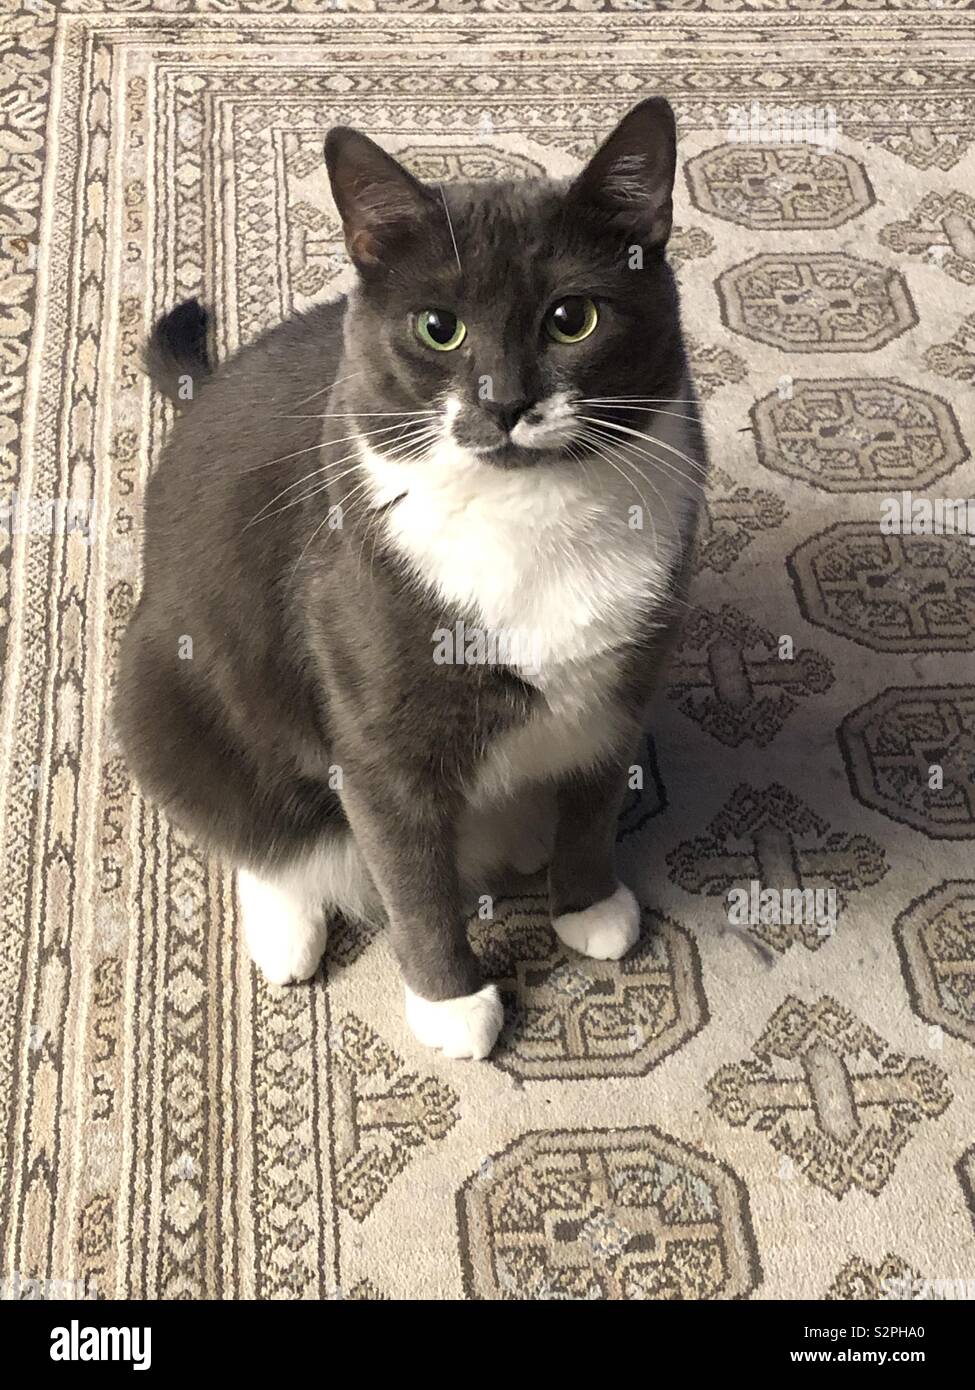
[461,440,571,470]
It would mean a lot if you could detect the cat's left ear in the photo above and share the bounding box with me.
[324,127,437,272]
[568,97,677,248]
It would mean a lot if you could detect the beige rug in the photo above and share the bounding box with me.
[2,0,974,1301]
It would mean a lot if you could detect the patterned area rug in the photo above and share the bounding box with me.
[2,1,974,1301]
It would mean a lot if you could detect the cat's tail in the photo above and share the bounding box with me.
[143,297,212,407]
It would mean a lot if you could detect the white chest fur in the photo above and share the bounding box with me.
[359,398,699,803]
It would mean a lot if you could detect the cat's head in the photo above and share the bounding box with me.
[324,99,685,470]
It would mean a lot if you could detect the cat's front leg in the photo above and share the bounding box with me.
[549,757,641,961]
[340,778,503,1060]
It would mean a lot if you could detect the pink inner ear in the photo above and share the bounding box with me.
[349,228,381,266]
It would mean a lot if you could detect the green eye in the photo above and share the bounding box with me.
[414,308,466,352]
[546,296,599,344]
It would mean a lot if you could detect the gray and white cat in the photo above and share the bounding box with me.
[116,97,708,1061]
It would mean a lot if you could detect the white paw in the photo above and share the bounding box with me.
[404,983,504,1060]
[553,884,641,961]
[237,868,328,985]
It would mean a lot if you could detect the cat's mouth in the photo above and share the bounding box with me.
[463,438,577,470]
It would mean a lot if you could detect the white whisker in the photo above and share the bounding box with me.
[576,400,701,425]
[440,183,462,273]
[584,428,708,502]
[280,410,440,421]
[245,423,438,529]
[283,369,364,411]
[577,429,662,558]
[290,477,373,581]
[577,414,709,486]
[240,417,432,476]
[581,426,708,500]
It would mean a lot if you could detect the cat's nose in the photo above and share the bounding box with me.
[483,399,531,434]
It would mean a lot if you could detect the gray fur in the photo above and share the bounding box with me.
[115,98,706,1001]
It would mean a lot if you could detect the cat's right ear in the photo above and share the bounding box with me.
[324,129,436,273]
